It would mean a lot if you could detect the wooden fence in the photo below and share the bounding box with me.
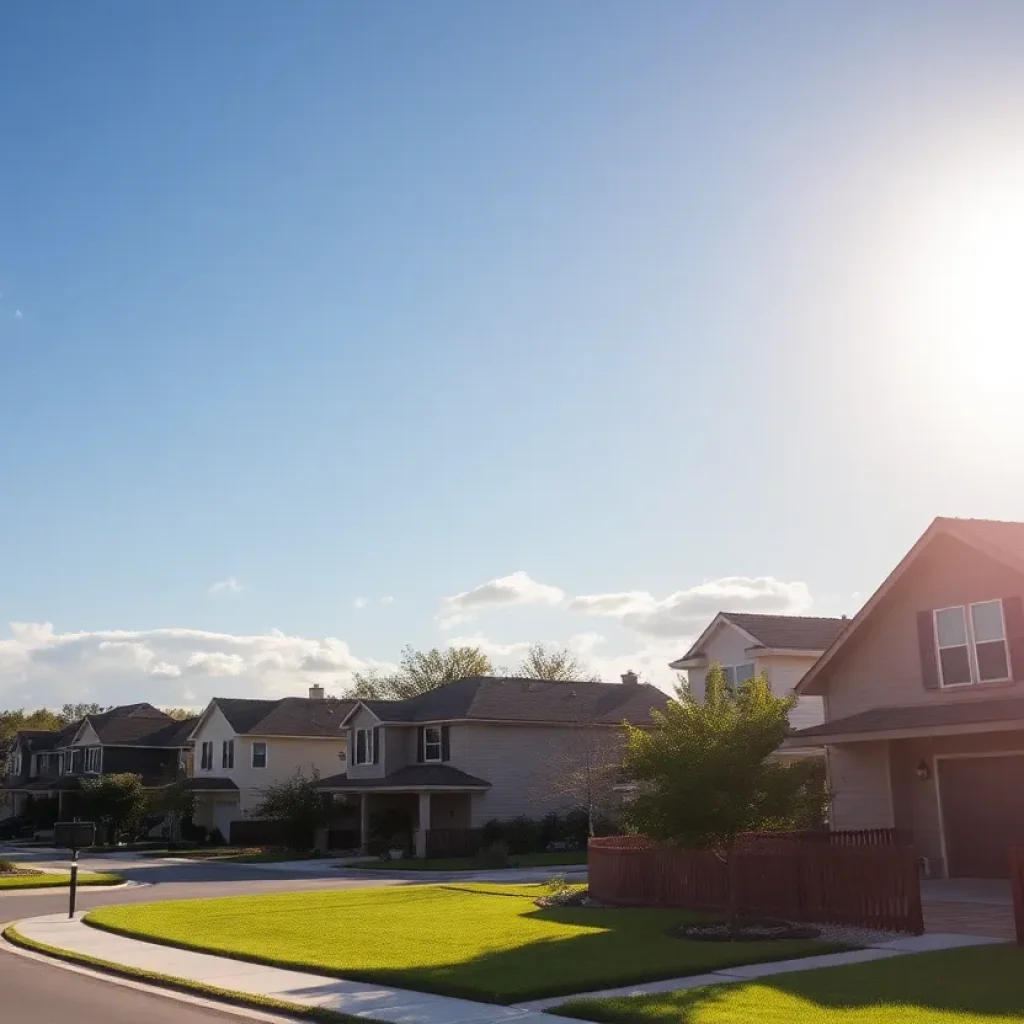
[1011,848,1024,944]
[589,834,923,934]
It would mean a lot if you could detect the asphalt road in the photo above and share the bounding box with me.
[0,850,402,1022]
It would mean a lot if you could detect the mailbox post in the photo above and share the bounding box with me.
[53,821,96,919]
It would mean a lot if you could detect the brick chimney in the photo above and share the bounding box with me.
[621,670,639,686]
[308,684,325,700]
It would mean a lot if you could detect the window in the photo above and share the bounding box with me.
[10,751,21,776]
[84,747,101,774]
[423,726,443,763]
[251,741,268,769]
[935,600,1010,687]
[71,749,84,775]
[222,740,234,770]
[721,662,755,688]
[200,741,214,772]
[353,728,375,766]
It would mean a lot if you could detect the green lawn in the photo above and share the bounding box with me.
[357,850,588,871]
[85,884,843,1003]
[0,872,123,890]
[555,943,1024,1024]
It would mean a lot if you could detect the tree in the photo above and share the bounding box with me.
[0,708,65,777]
[79,773,149,843]
[147,777,195,845]
[622,665,826,921]
[249,769,330,850]
[349,644,493,700]
[160,708,197,721]
[513,643,600,682]
[58,703,107,725]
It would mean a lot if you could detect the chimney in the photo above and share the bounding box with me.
[308,684,325,700]
[621,670,639,687]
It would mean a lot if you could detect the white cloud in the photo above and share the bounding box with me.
[380,596,394,605]
[570,576,812,638]
[13,309,23,320]
[439,571,565,628]
[446,636,534,661]
[353,597,369,609]
[0,622,388,708]
[208,576,243,596]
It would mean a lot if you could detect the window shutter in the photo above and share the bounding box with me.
[441,725,450,762]
[373,727,380,764]
[1003,596,1024,681]
[917,610,940,690]
[417,727,425,763]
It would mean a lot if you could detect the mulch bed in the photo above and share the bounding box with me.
[671,918,822,942]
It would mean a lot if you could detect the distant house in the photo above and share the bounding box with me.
[317,672,670,857]
[788,517,1024,879]
[3,704,196,822]
[669,612,849,753]
[186,686,354,839]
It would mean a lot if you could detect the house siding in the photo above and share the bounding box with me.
[828,742,893,830]
[345,707,385,779]
[101,746,181,779]
[825,535,1024,720]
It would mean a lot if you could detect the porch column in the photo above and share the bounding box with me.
[416,792,431,859]
[359,793,369,854]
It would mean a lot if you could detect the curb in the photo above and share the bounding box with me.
[2,922,358,1023]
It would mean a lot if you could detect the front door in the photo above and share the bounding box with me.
[939,754,1024,878]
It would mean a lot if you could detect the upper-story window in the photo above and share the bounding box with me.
[934,600,1011,687]
[251,741,268,769]
[423,726,443,762]
[84,748,101,774]
[353,728,376,766]
[721,663,755,688]
[200,741,214,772]
[222,740,234,770]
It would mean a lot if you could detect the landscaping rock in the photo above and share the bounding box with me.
[672,918,822,942]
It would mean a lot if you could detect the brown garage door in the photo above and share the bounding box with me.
[939,754,1024,878]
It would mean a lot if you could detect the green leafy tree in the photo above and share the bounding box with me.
[147,777,195,844]
[623,664,826,920]
[249,769,330,851]
[160,707,197,721]
[349,644,493,700]
[79,773,149,843]
[0,708,65,777]
[58,703,107,725]
[513,643,600,682]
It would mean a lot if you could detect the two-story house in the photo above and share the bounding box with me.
[4,704,196,822]
[669,611,849,754]
[317,673,671,857]
[789,517,1024,880]
[186,686,354,838]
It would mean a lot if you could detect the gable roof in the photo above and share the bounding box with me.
[77,704,195,747]
[796,516,1024,697]
[671,612,849,667]
[210,697,356,737]
[345,676,671,725]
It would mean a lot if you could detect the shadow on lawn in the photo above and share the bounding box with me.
[556,943,1024,1023]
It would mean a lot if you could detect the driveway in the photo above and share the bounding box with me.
[921,878,1016,940]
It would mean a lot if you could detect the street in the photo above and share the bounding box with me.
[0,850,402,1022]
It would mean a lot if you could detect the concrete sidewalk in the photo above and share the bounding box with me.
[7,913,1005,1024]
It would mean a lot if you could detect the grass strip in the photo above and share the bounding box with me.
[2,924,362,1024]
[0,872,123,890]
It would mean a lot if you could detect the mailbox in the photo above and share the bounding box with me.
[53,821,96,851]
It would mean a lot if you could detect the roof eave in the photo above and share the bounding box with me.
[787,716,1024,745]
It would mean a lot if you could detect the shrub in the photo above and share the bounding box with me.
[502,815,543,854]
[474,840,510,868]
[248,769,330,851]
[79,773,148,842]
[0,859,15,873]
[480,818,505,846]
[207,827,227,847]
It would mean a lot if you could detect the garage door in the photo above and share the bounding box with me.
[939,754,1024,878]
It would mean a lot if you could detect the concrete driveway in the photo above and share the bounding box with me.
[921,878,1016,940]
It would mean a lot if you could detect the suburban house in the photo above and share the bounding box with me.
[788,516,1024,879]
[669,611,849,753]
[3,703,196,821]
[186,686,354,838]
[316,672,670,858]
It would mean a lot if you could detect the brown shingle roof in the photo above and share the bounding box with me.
[214,697,356,737]
[317,764,491,790]
[792,695,1024,740]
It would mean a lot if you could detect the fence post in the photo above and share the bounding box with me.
[1011,848,1024,945]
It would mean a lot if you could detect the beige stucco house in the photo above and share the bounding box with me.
[789,517,1024,879]
[670,612,849,754]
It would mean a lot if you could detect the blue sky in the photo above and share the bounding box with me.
[3,1,1024,707]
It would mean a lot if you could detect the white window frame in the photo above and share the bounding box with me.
[423,726,443,763]
[251,741,268,769]
[200,741,214,772]
[353,728,374,766]
[84,747,102,774]
[222,739,234,770]
[934,600,1011,689]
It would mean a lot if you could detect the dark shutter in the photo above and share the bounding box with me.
[441,725,450,762]
[1003,596,1024,681]
[917,610,940,690]
[372,727,380,764]
[416,727,425,763]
